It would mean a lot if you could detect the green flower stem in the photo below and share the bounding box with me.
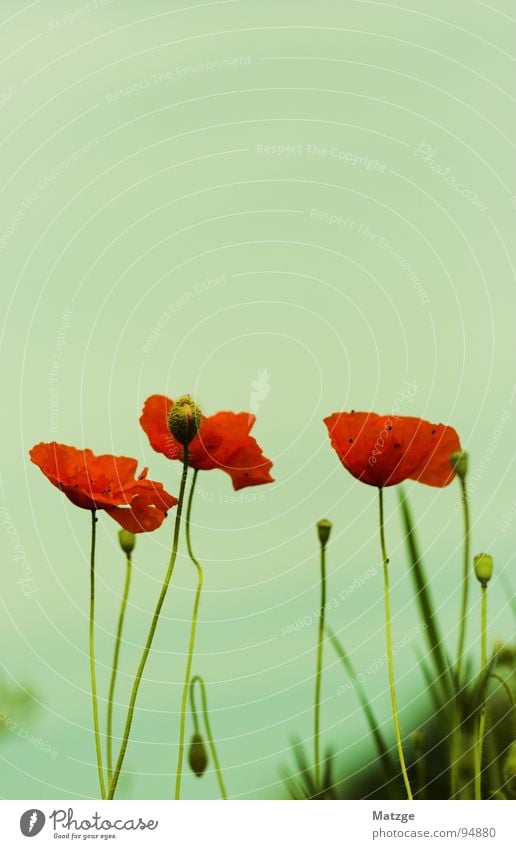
[450,475,471,798]
[456,475,471,684]
[108,447,190,800]
[106,550,133,783]
[475,582,488,800]
[313,528,327,794]
[378,488,413,801]
[190,674,228,799]
[175,470,204,800]
[89,510,106,799]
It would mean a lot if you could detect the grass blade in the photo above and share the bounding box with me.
[397,487,452,698]
[326,625,394,778]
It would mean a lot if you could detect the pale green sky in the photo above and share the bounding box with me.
[0,0,514,799]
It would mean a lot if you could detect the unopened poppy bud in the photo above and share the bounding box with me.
[168,395,203,446]
[317,519,332,547]
[451,450,469,480]
[118,529,136,555]
[474,552,493,585]
[188,732,208,777]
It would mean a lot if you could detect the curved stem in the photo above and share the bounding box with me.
[489,673,515,710]
[475,583,488,800]
[314,534,327,793]
[108,447,190,800]
[190,675,227,799]
[378,488,413,800]
[106,551,133,783]
[175,470,204,800]
[456,476,471,684]
[89,509,106,799]
[450,476,471,798]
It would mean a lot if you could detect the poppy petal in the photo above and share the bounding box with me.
[139,395,182,460]
[29,441,177,529]
[140,397,274,491]
[190,412,274,490]
[324,412,460,488]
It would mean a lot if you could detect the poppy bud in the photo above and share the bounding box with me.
[118,529,136,555]
[168,395,203,446]
[188,732,208,777]
[451,450,469,480]
[474,552,493,585]
[317,519,332,547]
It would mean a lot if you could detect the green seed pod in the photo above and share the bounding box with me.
[188,732,208,777]
[317,519,332,547]
[451,450,469,480]
[118,529,136,556]
[474,552,493,585]
[168,395,203,446]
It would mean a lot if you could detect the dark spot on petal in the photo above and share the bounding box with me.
[387,424,392,431]
[394,442,401,448]
[431,429,436,435]
[348,437,353,443]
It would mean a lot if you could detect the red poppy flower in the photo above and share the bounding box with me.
[324,411,461,488]
[29,442,177,532]
[140,394,274,490]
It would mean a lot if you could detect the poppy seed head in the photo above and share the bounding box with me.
[168,395,203,446]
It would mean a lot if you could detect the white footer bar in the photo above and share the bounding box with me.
[2,799,513,848]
